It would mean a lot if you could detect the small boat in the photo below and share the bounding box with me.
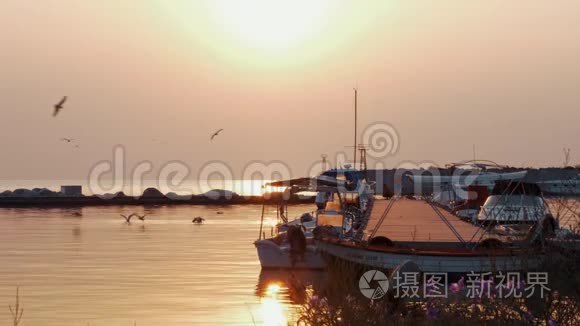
[411,170,528,188]
[255,237,325,270]
[409,161,527,210]
[477,181,553,224]
[254,166,374,269]
[537,178,580,196]
[409,161,527,188]
[255,209,325,269]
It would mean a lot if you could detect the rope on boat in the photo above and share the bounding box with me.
[426,200,466,244]
[556,198,580,229]
[367,196,398,241]
[354,197,375,241]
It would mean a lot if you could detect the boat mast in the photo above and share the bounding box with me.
[353,88,358,169]
[258,203,265,240]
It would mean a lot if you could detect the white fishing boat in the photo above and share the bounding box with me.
[255,237,325,269]
[255,206,324,269]
[409,161,527,209]
[254,167,374,269]
[477,181,554,224]
[537,178,580,196]
[411,171,527,188]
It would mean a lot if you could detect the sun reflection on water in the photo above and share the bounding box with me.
[266,283,282,295]
[259,283,288,326]
[254,270,325,325]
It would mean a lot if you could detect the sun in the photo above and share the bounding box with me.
[209,0,334,50]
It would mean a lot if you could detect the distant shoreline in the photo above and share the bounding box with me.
[1,166,578,207]
[0,194,315,208]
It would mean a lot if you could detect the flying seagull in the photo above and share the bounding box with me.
[136,214,147,221]
[61,138,74,143]
[120,213,135,224]
[53,96,67,117]
[210,129,224,140]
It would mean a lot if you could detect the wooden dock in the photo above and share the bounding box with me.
[362,198,486,243]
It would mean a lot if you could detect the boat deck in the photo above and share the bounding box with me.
[363,198,487,243]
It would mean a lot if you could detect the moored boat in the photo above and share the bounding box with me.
[316,239,543,273]
[255,238,325,269]
[254,166,374,269]
[477,181,553,224]
[314,197,549,273]
[409,161,527,212]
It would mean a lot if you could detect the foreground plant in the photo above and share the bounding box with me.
[294,258,580,325]
[9,286,24,326]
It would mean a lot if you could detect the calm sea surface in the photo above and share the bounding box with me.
[0,204,321,326]
[0,199,577,325]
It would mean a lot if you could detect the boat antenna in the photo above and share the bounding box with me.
[321,154,329,170]
[563,147,571,166]
[358,144,369,172]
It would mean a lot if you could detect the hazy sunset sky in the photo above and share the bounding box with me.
[1,0,579,181]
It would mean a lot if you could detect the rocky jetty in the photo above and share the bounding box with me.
[1,188,61,198]
[202,189,239,200]
[141,187,167,199]
[0,186,313,207]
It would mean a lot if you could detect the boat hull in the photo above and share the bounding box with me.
[255,239,325,269]
[316,240,543,273]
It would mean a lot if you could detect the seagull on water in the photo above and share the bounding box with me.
[53,96,68,117]
[210,129,224,140]
[192,217,205,224]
